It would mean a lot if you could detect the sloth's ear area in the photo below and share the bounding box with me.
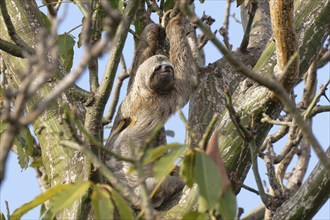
[112,116,137,134]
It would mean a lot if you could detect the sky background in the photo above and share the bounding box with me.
[1,1,329,219]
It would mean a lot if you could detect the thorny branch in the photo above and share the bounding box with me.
[219,0,232,50]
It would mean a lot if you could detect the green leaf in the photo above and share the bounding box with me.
[180,149,196,187]
[108,0,125,12]
[40,11,51,32]
[181,211,209,220]
[91,184,114,220]
[56,33,75,72]
[11,184,74,219]
[30,157,43,168]
[165,129,175,137]
[49,182,91,216]
[144,143,182,165]
[194,152,222,212]
[110,187,135,220]
[153,145,187,180]
[215,187,237,220]
[163,0,175,11]
[15,135,29,170]
[20,127,34,156]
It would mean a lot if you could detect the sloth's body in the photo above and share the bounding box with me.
[105,14,197,208]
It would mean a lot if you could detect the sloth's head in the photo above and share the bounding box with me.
[135,55,175,95]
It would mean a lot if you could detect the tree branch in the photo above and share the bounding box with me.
[181,2,330,175]
[0,38,25,58]
[273,148,330,219]
[0,0,34,54]
[269,0,298,91]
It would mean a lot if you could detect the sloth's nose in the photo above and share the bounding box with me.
[162,64,172,72]
[155,64,173,72]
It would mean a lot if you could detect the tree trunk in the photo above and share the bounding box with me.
[0,1,89,219]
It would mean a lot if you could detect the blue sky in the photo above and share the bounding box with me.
[1,1,329,219]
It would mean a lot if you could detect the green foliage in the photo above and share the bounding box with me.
[56,33,75,72]
[144,143,183,165]
[109,187,135,220]
[11,183,76,219]
[153,144,187,180]
[165,129,175,137]
[39,12,51,32]
[15,127,34,170]
[49,182,91,216]
[163,0,175,11]
[215,186,237,220]
[15,136,29,170]
[29,157,43,169]
[91,184,114,220]
[180,148,196,187]
[194,151,223,212]
[194,151,237,219]
[107,0,125,12]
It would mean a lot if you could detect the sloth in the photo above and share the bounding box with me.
[105,13,197,208]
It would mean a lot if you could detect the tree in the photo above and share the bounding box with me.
[0,0,329,219]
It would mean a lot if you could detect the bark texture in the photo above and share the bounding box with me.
[0,1,89,219]
[167,0,330,218]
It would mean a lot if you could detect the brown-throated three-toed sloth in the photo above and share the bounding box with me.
[105,13,197,208]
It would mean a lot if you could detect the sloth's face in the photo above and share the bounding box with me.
[149,63,175,94]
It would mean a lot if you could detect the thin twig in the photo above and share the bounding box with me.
[219,0,232,50]
[242,184,260,195]
[264,144,283,197]
[180,3,330,175]
[198,114,218,151]
[103,56,129,125]
[63,108,135,163]
[61,140,140,206]
[239,1,258,52]
[304,78,330,119]
[20,37,109,125]
[261,113,291,126]
[178,109,198,144]
[42,0,57,17]
[0,38,25,58]
[5,200,10,220]
[310,105,330,117]
[286,61,316,194]
[135,163,156,220]
[259,115,290,153]
[71,0,88,17]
